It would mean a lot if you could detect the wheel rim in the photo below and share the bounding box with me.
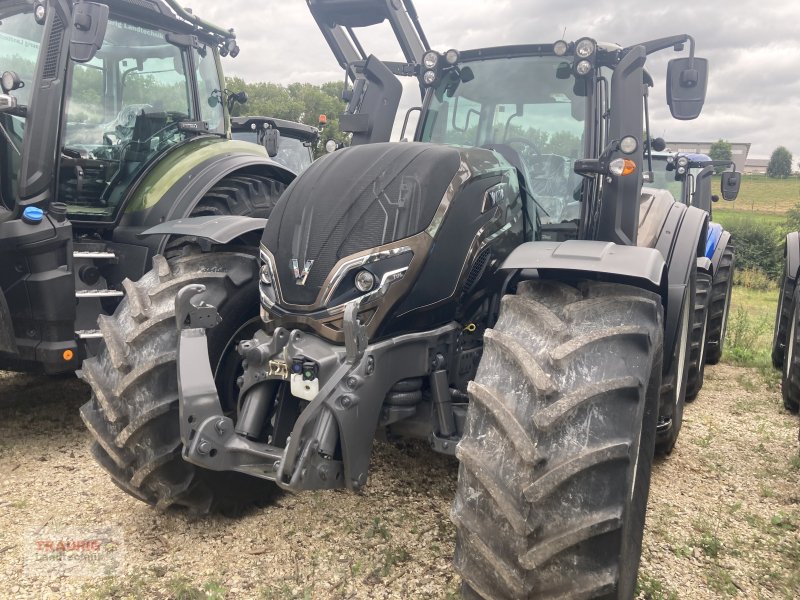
[213,316,262,415]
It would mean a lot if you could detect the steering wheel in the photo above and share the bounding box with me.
[506,137,541,156]
[105,104,153,143]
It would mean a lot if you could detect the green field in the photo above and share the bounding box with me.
[724,285,779,373]
[713,174,800,214]
[714,208,786,229]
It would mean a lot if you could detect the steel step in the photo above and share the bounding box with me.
[73,251,117,260]
[75,289,124,299]
[76,329,103,340]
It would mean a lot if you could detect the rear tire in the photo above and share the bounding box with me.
[452,280,663,599]
[705,245,734,365]
[163,173,286,259]
[191,174,285,218]
[686,270,712,402]
[79,252,279,514]
[781,285,800,413]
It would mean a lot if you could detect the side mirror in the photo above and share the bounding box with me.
[263,128,280,158]
[666,56,708,120]
[69,2,109,63]
[720,171,741,201]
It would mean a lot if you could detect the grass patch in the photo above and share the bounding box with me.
[167,578,226,600]
[714,174,800,214]
[692,533,723,558]
[636,573,678,599]
[723,286,777,370]
[706,564,739,596]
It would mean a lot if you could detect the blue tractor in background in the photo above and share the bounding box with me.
[647,151,741,400]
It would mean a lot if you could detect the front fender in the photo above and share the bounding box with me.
[501,239,667,291]
[120,137,295,226]
[141,215,267,246]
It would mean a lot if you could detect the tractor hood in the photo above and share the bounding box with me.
[260,142,461,306]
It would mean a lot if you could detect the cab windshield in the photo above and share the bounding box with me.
[647,155,687,202]
[419,54,587,224]
[60,19,223,220]
[231,131,313,174]
[0,8,44,212]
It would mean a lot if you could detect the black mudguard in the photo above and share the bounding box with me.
[109,155,294,284]
[772,231,800,368]
[710,230,732,277]
[501,240,667,292]
[141,215,268,245]
[654,204,708,373]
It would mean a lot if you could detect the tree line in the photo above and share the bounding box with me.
[225,77,349,155]
[710,139,795,178]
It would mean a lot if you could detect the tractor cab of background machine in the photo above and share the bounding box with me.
[647,152,741,214]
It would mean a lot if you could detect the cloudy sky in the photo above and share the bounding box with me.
[188,0,800,160]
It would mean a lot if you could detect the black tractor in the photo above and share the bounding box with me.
[81,0,712,596]
[774,232,800,415]
[646,151,740,400]
[0,0,294,377]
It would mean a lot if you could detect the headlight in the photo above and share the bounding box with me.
[422,51,439,70]
[354,269,376,293]
[423,70,438,85]
[575,60,592,76]
[553,40,568,56]
[677,156,689,168]
[34,2,46,24]
[575,38,596,58]
[325,139,338,153]
[445,49,459,65]
[1,71,19,93]
[619,136,638,154]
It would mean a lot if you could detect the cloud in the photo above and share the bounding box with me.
[187,0,800,160]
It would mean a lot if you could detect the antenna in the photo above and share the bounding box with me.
[561,27,567,40]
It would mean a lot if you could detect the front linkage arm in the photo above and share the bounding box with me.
[175,284,458,492]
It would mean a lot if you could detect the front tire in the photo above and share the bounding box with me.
[705,245,734,365]
[686,270,713,402]
[79,251,279,514]
[654,273,693,455]
[781,285,800,413]
[452,280,663,599]
[772,267,794,370]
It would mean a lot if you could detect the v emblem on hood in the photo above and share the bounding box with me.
[291,258,314,285]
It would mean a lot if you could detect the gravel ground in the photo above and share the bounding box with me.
[0,364,797,599]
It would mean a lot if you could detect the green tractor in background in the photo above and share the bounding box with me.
[0,0,296,376]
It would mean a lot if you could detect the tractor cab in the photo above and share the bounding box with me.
[231,116,319,175]
[647,151,741,215]
[0,0,293,375]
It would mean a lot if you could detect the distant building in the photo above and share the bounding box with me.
[743,158,769,175]
[664,141,751,172]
